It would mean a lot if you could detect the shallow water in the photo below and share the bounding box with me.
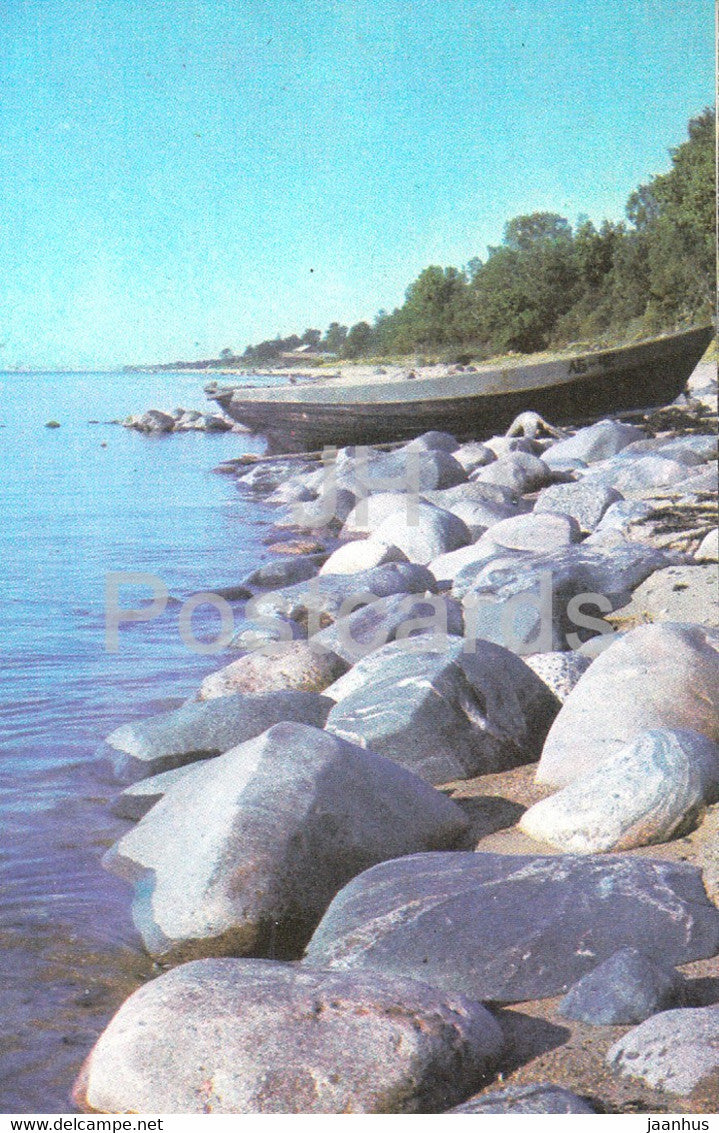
[0,372,275,1111]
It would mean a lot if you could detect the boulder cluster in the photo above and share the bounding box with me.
[78,367,719,1114]
[121,406,236,433]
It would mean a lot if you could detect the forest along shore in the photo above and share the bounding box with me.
[77,359,717,1115]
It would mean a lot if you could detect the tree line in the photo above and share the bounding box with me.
[234,108,714,366]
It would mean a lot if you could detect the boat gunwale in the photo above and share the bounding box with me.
[206,325,713,410]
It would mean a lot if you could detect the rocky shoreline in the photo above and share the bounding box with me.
[76,360,717,1114]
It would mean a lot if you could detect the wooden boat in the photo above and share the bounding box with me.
[206,325,714,451]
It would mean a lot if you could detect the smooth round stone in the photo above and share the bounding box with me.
[341,492,412,536]
[318,537,407,575]
[472,452,552,494]
[542,420,645,467]
[536,622,719,787]
[523,728,719,853]
[474,511,581,553]
[73,959,503,1114]
[607,1006,719,1095]
[449,1084,596,1113]
[197,643,348,698]
[534,480,623,532]
[402,429,460,453]
[242,553,327,589]
[373,501,471,565]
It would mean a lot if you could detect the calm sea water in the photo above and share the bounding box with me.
[0,371,276,1112]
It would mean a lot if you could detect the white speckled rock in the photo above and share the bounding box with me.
[607,1006,719,1095]
[585,454,692,497]
[197,643,348,698]
[534,481,623,532]
[522,728,719,853]
[104,721,469,963]
[73,959,504,1114]
[521,651,592,702]
[536,622,719,787]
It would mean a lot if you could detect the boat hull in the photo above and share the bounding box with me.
[208,326,713,451]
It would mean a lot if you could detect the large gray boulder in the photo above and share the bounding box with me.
[585,499,654,547]
[522,728,719,853]
[619,434,717,464]
[536,623,719,787]
[607,1007,719,1096]
[452,441,497,474]
[304,852,719,1004]
[310,593,464,664]
[133,409,176,433]
[402,429,460,453]
[429,541,499,586]
[197,643,348,698]
[559,948,685,1026]
[338,447,467,496]
[73,959,504,1114]
[423,481,526,510]
[583,454,692,497]
[444,496,518,538]
[372,502,471,565]
[449,1084,596,1114]
[104,722,470,963]
[542,420,645,467]
[472,511,581,553]
[242,553,328,590]
[457,542,668,654]
[235,456,317,495]
[323,637,456,702]
[101,690,332,781]
[534,481,623,532]
[325,637,558,784]
[472,451,552,494]
[249,562,437,626]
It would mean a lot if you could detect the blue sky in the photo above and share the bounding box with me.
[0,0,712,370]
